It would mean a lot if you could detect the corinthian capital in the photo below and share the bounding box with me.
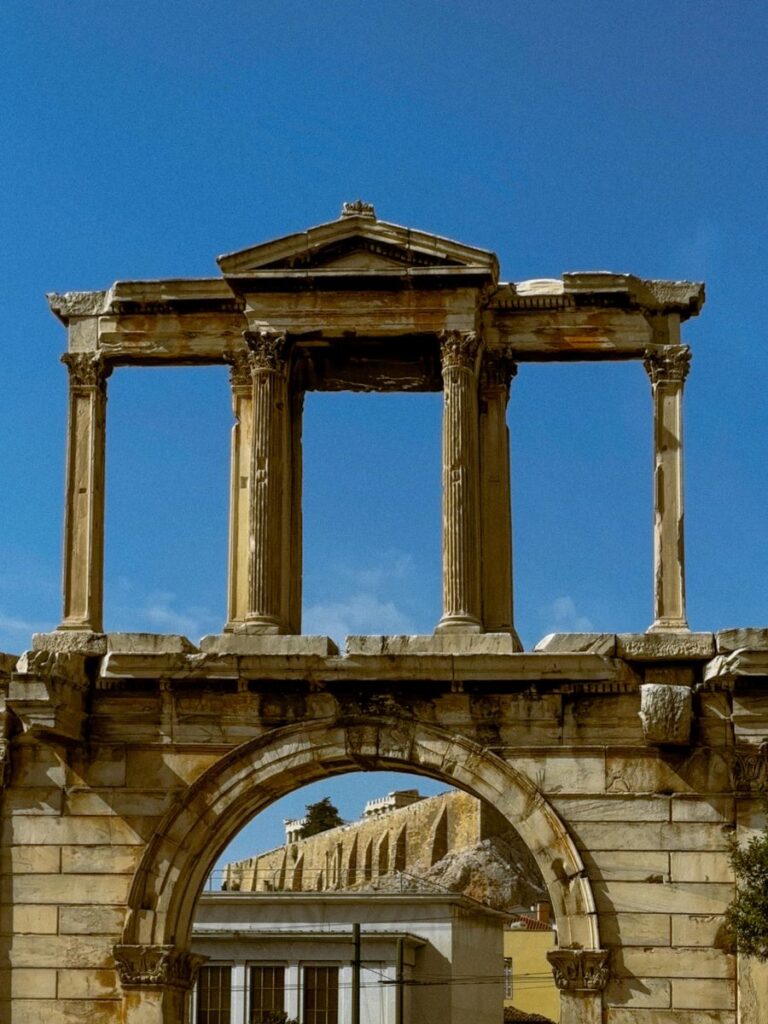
[547,948,610,992]
[61,352,112,388]
[244,329,289,372]
[439,330,480,372]
[113,944,207,990]
[480,347,518,392]
[643,345,691,386]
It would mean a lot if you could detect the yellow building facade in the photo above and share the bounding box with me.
[504,916,560,1024]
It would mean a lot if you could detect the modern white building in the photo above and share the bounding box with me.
[191,891,509,1024]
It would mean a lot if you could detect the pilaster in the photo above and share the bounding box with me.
[436,330,483,634]
[59,352,111,632]
[479,348,521,647]
[644,334,690,632]
[224,352,252,630]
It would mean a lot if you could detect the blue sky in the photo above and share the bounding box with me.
[2,1,768,853]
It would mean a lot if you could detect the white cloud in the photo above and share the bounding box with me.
[303,592,416,639]
[109,588,220,640]
[546,595,594,633]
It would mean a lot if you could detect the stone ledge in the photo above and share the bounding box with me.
[345,634,519,656]
[200,635,339,656]
[32,631,107,656]
[617,633,715,660]
[715,627,768,653]
[534,633,617,656]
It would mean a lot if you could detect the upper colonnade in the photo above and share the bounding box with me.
[47,201,704,646]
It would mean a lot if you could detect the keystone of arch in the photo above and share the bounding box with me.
[121,716,601,953]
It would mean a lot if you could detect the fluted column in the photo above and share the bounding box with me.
[287,386,304,634]
[59,353,111,632]
[241,330,291,634]
[644,343,691,632]
[224,352,252,631]
[479,349,522,647]
[436,330,483,633]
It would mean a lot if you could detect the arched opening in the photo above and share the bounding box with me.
[117,719,604,1024]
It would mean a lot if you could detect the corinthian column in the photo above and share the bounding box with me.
[224,352,252,630]
[59,353,112,632]
[644,343,691,632]
[436,330,483,634]
[479,350,522,647]
[241,330,291,634]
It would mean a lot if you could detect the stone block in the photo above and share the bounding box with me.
[200,633,338,655]
[3,787,63,816]
[605,1011,734,1024]
[10,968,57,998]
[70,745,127,787]
[600,912,671,947]
[594,880,732,915]
[12,746,67,788]
[617,632,715,660]
[64,787,172,818]
[604,976,670,1007]
[552,795,670,822]
[8,999,119,1024]
[106,632,198,654]
[716,627,768,653]
[61,845,140,875]
[605,748,733,796]
[534,632,617,655]
[672,977,735,1009]
[671,796,733,823]
[570,821,731,852]
[737,956,768,1024]
[671,914,728,947]
[0,845,61,874]
[56,968,120,999]
[583,850,669,882]
[6,905,58,934]
[8,934,114,968]
[32,631,107,656]
[669,851,732,883]
[639,684,692,745]
[59,905,125,936]
[8,874,131,905]
[509,751,605,795]
[1,815,144,847]
[617,946,734,979]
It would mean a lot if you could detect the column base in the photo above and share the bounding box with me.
[57,618,101,632]
[235,617,283,636]
[434,614,483,634]
[647,617,690,634]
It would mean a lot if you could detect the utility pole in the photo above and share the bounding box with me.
[395,936,404,1024]
[352,923,361,1024]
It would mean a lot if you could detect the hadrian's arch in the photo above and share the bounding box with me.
[2,201,767,1024]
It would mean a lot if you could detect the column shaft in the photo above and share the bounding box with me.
[436,331,483,633]
[243,331,290,634]
[224,354,252,630]
[287,387,304,634]
[479,351,521,646]
[59,353,111,632]
[644,343,691,632]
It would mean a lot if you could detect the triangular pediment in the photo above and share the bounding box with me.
[216,203,498,280]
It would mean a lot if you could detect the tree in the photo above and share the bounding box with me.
[727,810,768,960]
[299,797,344,838]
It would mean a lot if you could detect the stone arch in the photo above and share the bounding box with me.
[118,717,603,1021]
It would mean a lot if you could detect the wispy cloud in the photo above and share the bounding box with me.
[544,595,594,633]
[108,583,221,640]
[303,551,422,642]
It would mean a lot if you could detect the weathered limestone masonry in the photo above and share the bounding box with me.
[1,203,767,1023]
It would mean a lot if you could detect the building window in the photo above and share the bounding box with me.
[303,965,339,1024]
[503,957,513,999]
[250,965,286,1023]
[197,965,232,1024]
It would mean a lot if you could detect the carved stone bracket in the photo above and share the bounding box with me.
[547,948,610,992]
[6,650,90,742]
[439,330,480,370]
[225,350,252,390]
[341,199,376,219]
[480,347,517,393]
[244,329,289,372]
[61,352,113,388]
[643,345,691,386]
[639,683,692,745]
[114,944,207,990]
[47,290,110,318]
[730,739,768,792]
